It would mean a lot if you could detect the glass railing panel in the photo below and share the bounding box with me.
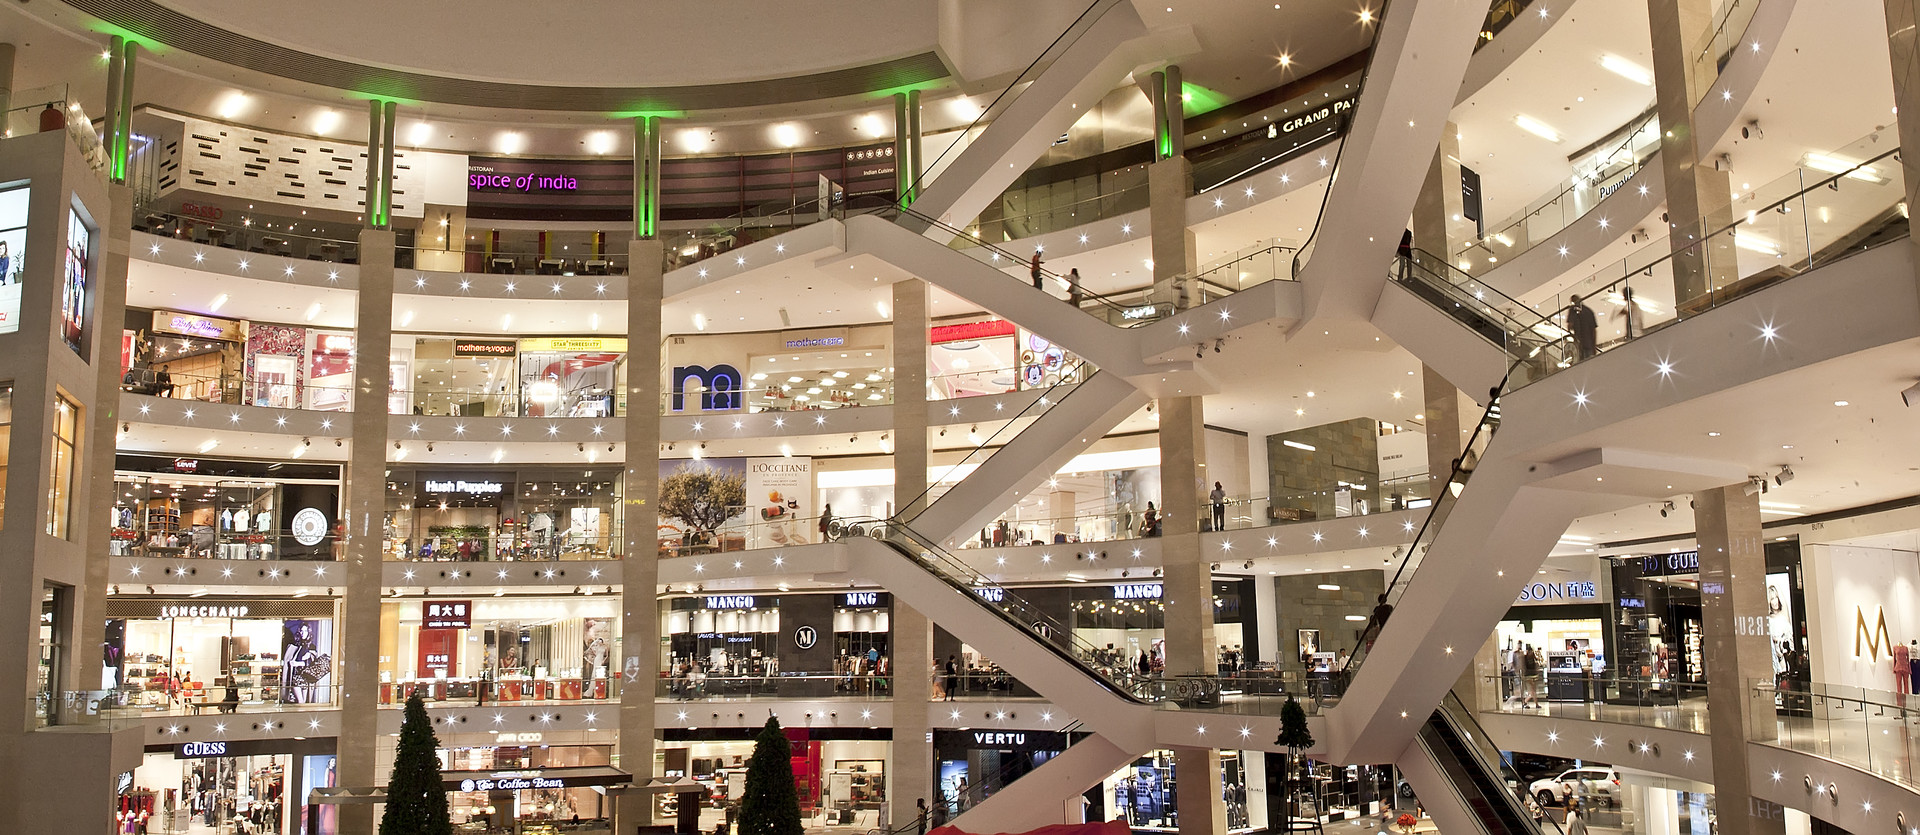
[1514,137,1905,385]
[1453,110,1661,270]
[379,678,622,706]
[90,683,343,717]
[135,209,364,263]
[1480,675,1710,732]
[1694,0,1761,91]
[1750,679,1920,790]
[386,534,621,561]
[655,673,890,702]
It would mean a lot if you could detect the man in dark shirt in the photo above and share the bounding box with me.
[1568,294,1599,361]
[1366,593,1393,651]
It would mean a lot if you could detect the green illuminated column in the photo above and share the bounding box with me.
[379,100,397,226]
[363,100,383,228]
[893,93,912,208]
[1150,70,1169,161]
[100,38,122,181]
[1165,65,1185,158]
[634,116,661,239]
[113,42,136,183]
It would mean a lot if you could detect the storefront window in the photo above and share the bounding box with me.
[385,468,621,561]
[664,736,885,828]
[108,456,342,560]
[443,744,615,828]
[384,597,620,705]
[132,311,246,403]
[743,347,890,411]
[104,598,340,708]
[0,385,12,531]
[132,751,292,834]
[400,337,626,418]
[304,331,353,411]
[47,393,78,538]
[1102,750,1279,833]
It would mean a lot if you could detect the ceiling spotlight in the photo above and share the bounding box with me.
[394,441,402,451]
[1242,560,1253,570]
[1742,476,1768,496]
[1214,339,1224,354]
[1196,344,1206,359]
[850,435,858,443]
[1152,568,1163,578]
[1775,466,1794,486]
[335,439,342,447]
[1659,501,1675,518]
[578,443,585,452]
[302,437,311,447]
[427,443,434,452]
[609,444,615,452]
[1121,569,1130,578]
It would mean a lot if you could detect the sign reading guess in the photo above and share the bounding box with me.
[177,741,228,758]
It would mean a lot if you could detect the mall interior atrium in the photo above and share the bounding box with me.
[0,0,1916,834]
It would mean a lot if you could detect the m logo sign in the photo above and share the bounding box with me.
[670,364,743,411]
[1856,605,1893,661]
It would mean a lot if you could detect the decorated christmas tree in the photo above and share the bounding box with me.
[380,689,452,835]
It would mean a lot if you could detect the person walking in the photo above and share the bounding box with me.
[1067,268,1084,307]
[944,654,960,701]
[818,503,833,542]
[1209,482,1227,531]
[1521,643,1542,708]
[1617,285,1645,340]
[1030,251,1044,291]
[1365,593,1393,652]
[1567,295,1599,361]
[1566,800,1590,835]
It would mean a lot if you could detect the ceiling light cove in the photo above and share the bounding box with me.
[1600,54,1655,86]
[1514,114,1562,143]
[311,109,341,136]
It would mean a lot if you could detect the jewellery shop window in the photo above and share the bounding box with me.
[385,468,622,561]
[109,455,342,560]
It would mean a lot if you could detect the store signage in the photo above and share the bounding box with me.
[177,741,229,759]
[160,604,251,619]
[1276,93,1357,137]
[1638,551,1700,576]
[423,480,506,495]
[1516,581,1598,603]
[291,507,329,546]
[705,595,756,610]
[152,310,242,342]
[459,774,567,792]
[1121,305,1159,320]
[519,337,627,353]
[469,171,580,193]
[1113,583,1164,601]
[670,364,743,412]
[783,336,845,349]
[974,587,1005,603]
[972,732,1026,746]
[1856,605,1893,660]
[930,320,1016,344]
[172,458,199,473]
[178,202,224,220]
[841,592,882,609]
[495,733,542,743]
[425,600,472,630]
[793,625,818,649]
[1618,596,1647,609]
[424,653,451,666]
[454,340,517,357]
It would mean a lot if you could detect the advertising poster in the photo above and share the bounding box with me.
[1766,572,1795,677]
[0,184,28,334]
[748,456,815,545]
[280,618,334,703]
[583,617,612,678]
[61,208,88,354]
[657,458,747,554]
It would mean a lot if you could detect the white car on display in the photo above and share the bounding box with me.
[1529,767,1619,807]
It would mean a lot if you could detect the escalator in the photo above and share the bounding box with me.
[1414,691,1563,835]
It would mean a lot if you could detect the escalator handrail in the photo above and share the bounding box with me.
[890,204,1142,318]
[1419,712,1544,835]
[1435,691,1568,835]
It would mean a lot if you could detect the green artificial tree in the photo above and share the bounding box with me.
[381,689,453,835]
[737,716,805,835]
[1274,697,1324,835]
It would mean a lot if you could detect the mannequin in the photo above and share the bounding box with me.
[1895,639,1912,696]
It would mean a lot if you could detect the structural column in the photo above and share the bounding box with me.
[1878,1,1920,288]
[1648,0,1736,303]
[76,182,135,702]
[1146,66,1197,307]
[620,114,666,824]
[0,43,14,129]
[889,278,934,828]
[1693,485,1786,835]
[1159,395,1225,835]
[337,228,393,835]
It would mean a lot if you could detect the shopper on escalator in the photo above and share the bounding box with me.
[1396,229,1414,282]
[1030,251,1044,291]
[1567,295,1599,361]
[1067,268,1084,307]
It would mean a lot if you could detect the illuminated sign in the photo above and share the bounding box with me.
[178,202,224,220]
[458,775,567,792]
[793,626,818,649]
[519,337,627,353]
[291,507,329,546]
[670,364,742,412]
[159,604,251,619]
[972,732,1026,746]
[841,592,882,608]
[1516,581,1598,603]
[454,340,517,357]
[425,600,472,630]
[1638,551,1700,576]
[469,171,580,193]
[1113,583,1164,601]
[177,741,228,758]
[1121,306,1159,320]
[784,336,845,349]
[930,320,1016,344]
[153,310,242,342]
[1276,94,1357,136]
[974,587,1005,603]
[172,458,199,473]
[423,480,505,495]
[704,595,756,610]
